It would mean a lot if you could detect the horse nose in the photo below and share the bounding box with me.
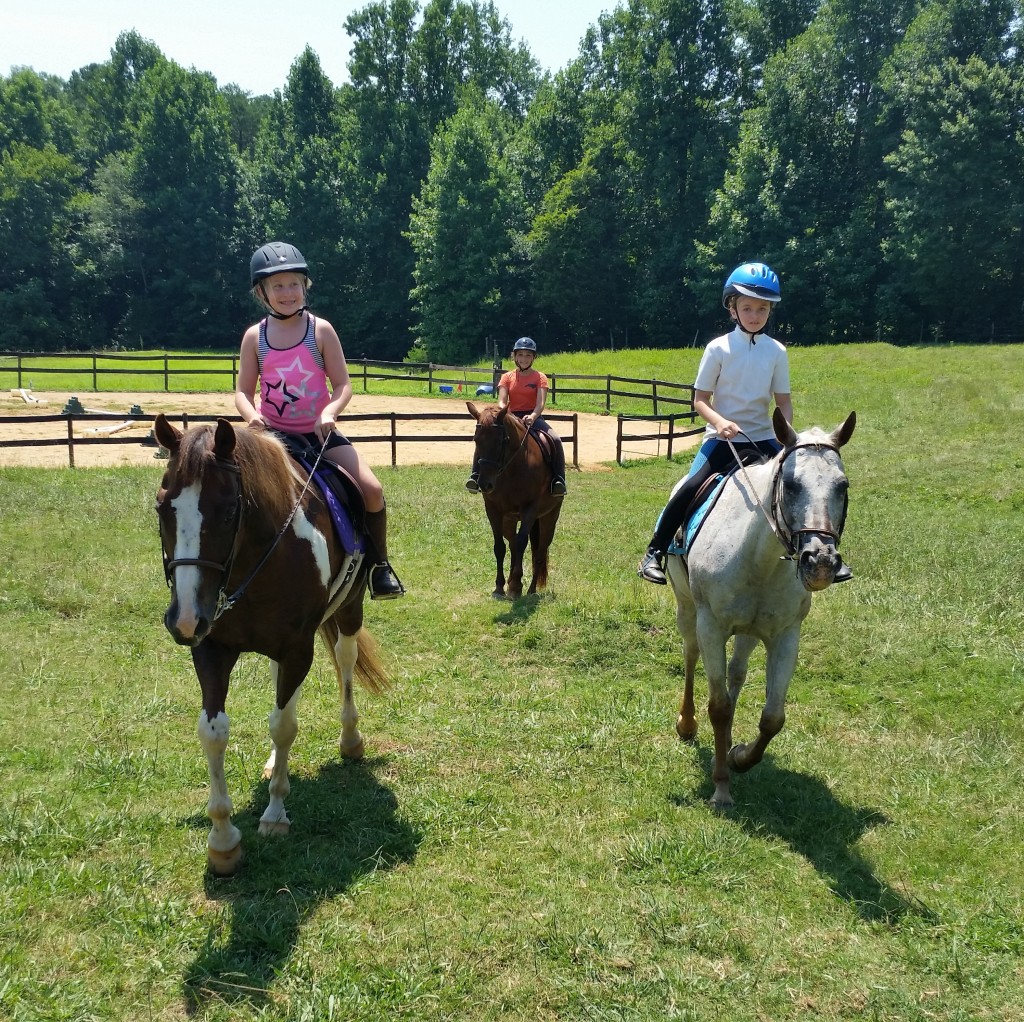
[164,602,208,646]
[798,538,841,591]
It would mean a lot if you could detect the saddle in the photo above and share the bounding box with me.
[528,427,559,470]
[668,447,772,556]
[279,434,365,555]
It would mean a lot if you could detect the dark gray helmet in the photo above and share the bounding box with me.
[250,242,308,286]
[512,336,537,353]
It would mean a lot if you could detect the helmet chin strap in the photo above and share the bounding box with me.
[266,305,307,321]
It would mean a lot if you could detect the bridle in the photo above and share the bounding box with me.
[162,434,330,621]
[473,416,530,483]
[728,437,848,561]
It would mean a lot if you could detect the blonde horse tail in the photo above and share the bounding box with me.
[354,626,390,693]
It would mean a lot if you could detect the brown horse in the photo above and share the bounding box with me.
[153,414,388,875]
[467,401,564,599]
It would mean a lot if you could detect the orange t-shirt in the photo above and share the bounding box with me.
[499,367,549,413]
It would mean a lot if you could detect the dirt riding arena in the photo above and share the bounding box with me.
[0,390,684,469]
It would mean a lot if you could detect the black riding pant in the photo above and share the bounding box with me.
[649,436,781,552]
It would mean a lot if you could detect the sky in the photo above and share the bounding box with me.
[4,0,613,95]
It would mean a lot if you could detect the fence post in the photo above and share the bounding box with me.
[616,414,623,465]
[66,415,75,468]
[17,354,22,389]
[605,376,611,412]
[428,365,433,394]
[231,355,238,390]
[362,360,367,393]
[92,355,98,391]
[164,355,169,391]
[550,375,557,406]
[667,415,675,461]
[652,380,658,416]
[570,414,578,468]
[390,413,398,467]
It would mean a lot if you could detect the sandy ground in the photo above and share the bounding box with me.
[0,389,691,469]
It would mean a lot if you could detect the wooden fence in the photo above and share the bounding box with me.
[615,414,704,465]
[0,410,579,470]
[0,352,695,416]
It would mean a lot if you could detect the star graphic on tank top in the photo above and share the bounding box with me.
[263,355,321,417]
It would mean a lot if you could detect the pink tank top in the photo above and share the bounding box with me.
[256,315,329,433]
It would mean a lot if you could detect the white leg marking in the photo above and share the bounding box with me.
[198,709,242,855]
[260,682,300,836]
[337,631,364,759]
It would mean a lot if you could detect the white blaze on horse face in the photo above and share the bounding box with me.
[169,483,205,628]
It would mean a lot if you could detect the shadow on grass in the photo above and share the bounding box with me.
[678,748,934,926]
[493,591,544,624]
[181,755,419,1015]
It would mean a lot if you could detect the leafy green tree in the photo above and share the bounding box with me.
[122,61,245,347]
[409,96,528,363]
[882,55,1024,341]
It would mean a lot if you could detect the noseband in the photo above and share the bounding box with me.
[770,441,849,559]
[162,458,245,620]
[728,437,848,561]
[473,418,530,482]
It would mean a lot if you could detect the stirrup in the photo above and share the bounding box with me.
[637,548,667,585]
[551,477,567,495]
[465,476,481,493]
[369,562,405,600]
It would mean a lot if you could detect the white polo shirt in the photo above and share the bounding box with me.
[693,327,790,442]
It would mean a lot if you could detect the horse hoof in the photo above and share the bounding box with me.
[676,716,697,742]
[258,819,291,837]
[708,796,734,813]
[727,744,753,773]
[207,844,243,876]
[340,737,365,760]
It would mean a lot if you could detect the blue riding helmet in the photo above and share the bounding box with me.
[722,263,782,307]
[512,336,537,353]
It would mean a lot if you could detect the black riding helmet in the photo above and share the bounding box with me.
[250,241,308,285]
[250,242,310,320]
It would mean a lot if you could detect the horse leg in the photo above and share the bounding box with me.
[696,613,735,809]
[727,633,758,709]
[485,501,507,597]
[728,629,799,774]
[192,640,243,875]
[669,564,699,741]
[259,647,313,837]
[508,509,538,599]
[321,618,365,760]
[528,510,559,593]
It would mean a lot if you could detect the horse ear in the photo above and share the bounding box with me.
[773,406,797,447]
[153,413,182,456]
[467,401,481,421]
[214,418,237,460]
[831,410,857,448]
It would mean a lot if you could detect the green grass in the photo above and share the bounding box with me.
[0,344,1022,1020]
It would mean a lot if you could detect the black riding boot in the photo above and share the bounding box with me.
[364,506,405,600]
[550,441,567,495]
[834,560,854,583]
[637,546,667,584]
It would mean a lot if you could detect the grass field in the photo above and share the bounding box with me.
[0,343,1022,1020]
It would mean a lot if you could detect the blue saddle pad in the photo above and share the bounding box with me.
[667,474,728,557]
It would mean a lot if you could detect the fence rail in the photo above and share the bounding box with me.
[615,413,704,465]
[0,410,579,470]
[0,352,694,416]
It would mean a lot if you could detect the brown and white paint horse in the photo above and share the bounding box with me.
[154,415,388,875]
[667,409,856,809]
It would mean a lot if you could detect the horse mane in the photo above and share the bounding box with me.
[478,403,527,440]
[176,423,301,523]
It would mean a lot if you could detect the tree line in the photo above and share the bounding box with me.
[2,0,1022,361]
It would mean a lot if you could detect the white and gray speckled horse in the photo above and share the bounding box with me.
[667,408,856,809]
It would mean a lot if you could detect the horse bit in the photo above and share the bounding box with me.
[162,435,331,621]
[727,437,848,562]
[473,420,530,483]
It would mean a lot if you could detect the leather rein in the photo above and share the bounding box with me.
[473,416,531,483]
[727,436,848,561]
[163,435,330,620]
